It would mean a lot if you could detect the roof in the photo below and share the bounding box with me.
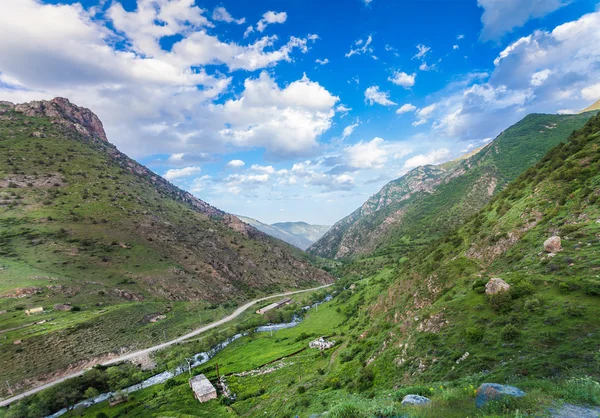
[189,374,216,396]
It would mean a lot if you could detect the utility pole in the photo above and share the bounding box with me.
[185,358,193,376]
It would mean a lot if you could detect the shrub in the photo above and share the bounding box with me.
[564,302,585,317]
[501,324,520,341]
[510,280,535,299]
[524,297,543,313]
[488,291,513,313]
[465,326,484,343]
[393,386,433,400]
[562,376,600,405]
[583,280,600,296]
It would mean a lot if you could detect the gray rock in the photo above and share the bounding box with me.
[547,403,600,418]
[475,383,525,408]
[401,394,431,405]
[544,236,562,253]
[548,403,600,418]
[485,278,510,295]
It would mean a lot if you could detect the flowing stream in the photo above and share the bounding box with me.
[45,293,332,417]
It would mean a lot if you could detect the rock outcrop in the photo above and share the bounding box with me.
[544,236,562,253]
[475,383,525,408]
[4,97,107,142]
[401,394,431,405]
[485,278,510,295]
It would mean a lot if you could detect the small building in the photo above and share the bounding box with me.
[256,298,292,315]
[189,374,217,403]
[25,307,43,316]
[309,336,336,350]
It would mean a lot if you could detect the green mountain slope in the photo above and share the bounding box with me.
[308,113,594,260]
[236,216,330,250]
[0,98,332,395]
[43,112,600,418]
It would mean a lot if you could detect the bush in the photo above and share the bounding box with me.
[465,326,484,343]
[524,297,543,313]
[564,302,585,317]
[488,291,513,313]
[583,280,600,296]
[562,376,600,405]
[510,280,535,299]
[501,324,520,341]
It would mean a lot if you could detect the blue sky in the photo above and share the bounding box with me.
[1,0,599,225]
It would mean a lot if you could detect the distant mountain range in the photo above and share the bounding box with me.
[236,216,330,250]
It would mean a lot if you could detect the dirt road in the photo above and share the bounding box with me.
[0,283,333,407]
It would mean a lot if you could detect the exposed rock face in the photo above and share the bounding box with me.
[401,395,431,405]
[53,304,73,312]
[485,278,510,295]
[544,236,562,253]
[7,97,107,142]
[475,383,525,408]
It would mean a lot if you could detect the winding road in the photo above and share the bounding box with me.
[0,283,333,407]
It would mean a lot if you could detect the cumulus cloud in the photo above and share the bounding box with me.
[412,104,437,126]
[163,166,202,180]
[256,11,287,32]
[316,58,330,65]
[346,35,373,57]
[364,86,396,106]
[0,0,326,161]
[388,71,416,88]
[396,104,417,114]
[216,72,339,158]
[478,0,570,41]
[345,137,411,169]
[341,123,359,140]
[413,44,431,60]
[227,159,245,168]
[212,6,245,24]
[403,148,450,169]
[418,10,600,143]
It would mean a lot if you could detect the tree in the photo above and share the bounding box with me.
[84,387,100,401]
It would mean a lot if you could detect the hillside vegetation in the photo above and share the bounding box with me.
[0,99,332,396]
[309,113,594,261]
[11,113,599,418]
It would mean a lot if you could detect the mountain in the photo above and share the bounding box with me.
[308,112,594,260]
[0,98,332,395]
[30,112,600,418]
[580,98,600,113]
[236,216,330,250]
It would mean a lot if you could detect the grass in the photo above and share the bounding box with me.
[0,110,332,393]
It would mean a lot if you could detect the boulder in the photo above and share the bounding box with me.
[485,278,510,295]
[54,304,73,312]
[544,236,562,253]
[547,403,600,418]
[401,394,431,405]
[475,383,525,408]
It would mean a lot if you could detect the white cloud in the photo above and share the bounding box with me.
[457,34,465,40]
[190,175,211,193]
[412,104,436,126]
[0,0,329,161]
[581,83,600,101]
[243,25,254,37]
[364,86,396,106]
[396,103,417,114]
[346,35,373,57]
[530,69,551,86]
[163,166,201,181]
[419,62,436,71]
[257,11,287,32]
[453,45,459,50]
[345,137,411,169]
[388,71,416,88]
[212,6,245,24]
[250,164,275,174]
[413,44,430,60]
[336,104,352,115]
[227,159,245,168]
[403,148,450,169]
[363,0,373,5]
[217,72,339,157]
[316,58,329,65]
[478,0,570,41]
[341,123,359,140]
